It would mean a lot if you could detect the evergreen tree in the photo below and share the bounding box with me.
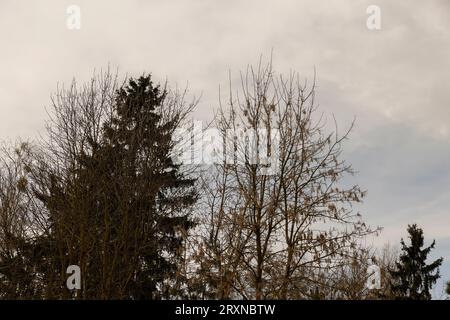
[32,74,197,299]
[97,75,197,298]
[390,224,443,300]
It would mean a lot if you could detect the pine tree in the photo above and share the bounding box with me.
[390,224,443,300]
[97,75,197,299]
[32,74,197,299]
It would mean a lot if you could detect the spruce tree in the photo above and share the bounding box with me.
[33,74,197,299]
[99,75,197,298]
[390,224,443,300]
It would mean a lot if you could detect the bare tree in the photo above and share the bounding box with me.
[7,69,199,299]
[0,142,45,298]
[192,61,379,299]
[308,244,398,300]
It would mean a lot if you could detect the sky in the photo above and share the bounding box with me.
[0,0,449,297]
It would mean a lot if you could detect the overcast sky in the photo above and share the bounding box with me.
[1,0,449,297]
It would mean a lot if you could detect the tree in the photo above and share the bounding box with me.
[446,281,450,296]
[0,143,41,299]
[191,61,378,299]
[390,224,443,300]
[91,74,197,299]
[12,70,198,299]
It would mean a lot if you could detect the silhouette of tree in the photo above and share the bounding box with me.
[390,224,443,300]
[2,70,198,299]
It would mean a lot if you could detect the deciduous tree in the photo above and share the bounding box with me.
[192,61,377,299]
